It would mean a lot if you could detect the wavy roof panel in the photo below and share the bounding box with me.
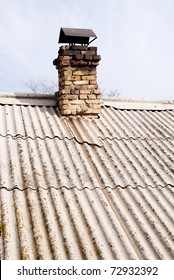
[0,95,174,259]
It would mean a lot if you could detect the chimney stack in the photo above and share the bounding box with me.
[53,28,101,116]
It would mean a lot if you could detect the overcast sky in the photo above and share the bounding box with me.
[1,0,174,99]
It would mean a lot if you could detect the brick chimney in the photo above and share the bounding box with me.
[53,45,101,116]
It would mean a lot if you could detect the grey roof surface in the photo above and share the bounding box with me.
[0,93,174,260]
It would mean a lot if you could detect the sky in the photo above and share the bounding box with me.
[1,0,174,99]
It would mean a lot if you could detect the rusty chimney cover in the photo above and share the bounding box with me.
[58,27,97,45]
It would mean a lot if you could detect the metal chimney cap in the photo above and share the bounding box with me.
[58,27,97,45]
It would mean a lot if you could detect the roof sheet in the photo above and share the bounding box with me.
[1,186,174,260]
[0,95,174,259]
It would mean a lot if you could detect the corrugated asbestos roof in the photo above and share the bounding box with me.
[0,94,174,260]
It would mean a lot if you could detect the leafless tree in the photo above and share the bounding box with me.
[24,79,57,94]
[24,79,120,97]
[101,87,120,97]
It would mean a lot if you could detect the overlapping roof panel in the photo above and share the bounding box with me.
[0,96,174,259]
[0,104,174,141]
[1,186,174,260]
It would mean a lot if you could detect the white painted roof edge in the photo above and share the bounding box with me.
[0,92,174,110]
[102,97,174,110]
[0,92,55,98]
[0,92,56,106]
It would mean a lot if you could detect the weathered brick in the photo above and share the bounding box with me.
[58,60,71,67]
[73,70,91,76]
[93,104,101,109]
[60,89,71,94]
[84,108,100,115]
[70,45,88,50]
[59,49,80,56]
[64,81,73,86]
[85,54,93,60]
[75,54,84,60]
[59,100,69,105]
[58,55,72,61]
[79,94,87,100]
[81,105,88,112]
[71,100,85,110]
[72,70,84,76]
[62,104,72,110]
[71,60,91,66]
[88,70,97,75]
[93,55,101,61]
[81,50,96,56]
[88,46,97,51]
[71,89,80,95]
[86,85,98,89]
[82,75,96,81]
[62,70,73,76]
[89,80,97,85]
[87,94,96,100]
[59,85,72,91]
[73,80,89,85]
[80,89,91,94]
[62,109,72,115]
[58,67,70,73]
[71,75,81,80]
[61,95,78,100]
[93,89,101,95]
[91,61,99,66]
[71,109,77,115]
[59,76,65,83]
[69,85,85,90]
[86,99,100,104]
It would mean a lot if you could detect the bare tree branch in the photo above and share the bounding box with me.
[23,79,57,94]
